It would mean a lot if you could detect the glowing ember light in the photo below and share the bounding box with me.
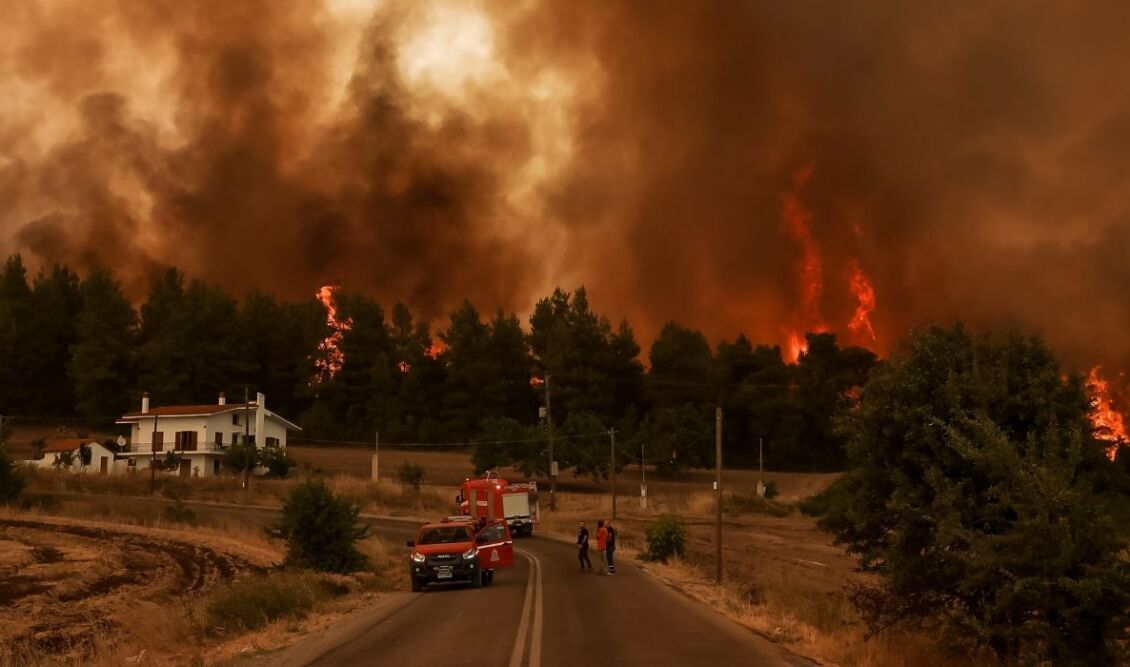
[529,376,545,387]
[315,285,352,381]
[426,343,445,359]
[398,360,412,374]
[781,165,827,363]
[1087,366,1128,461]
[846,258,877,342]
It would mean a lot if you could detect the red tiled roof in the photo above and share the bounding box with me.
[44,438,96,453]
[120,403,254,419]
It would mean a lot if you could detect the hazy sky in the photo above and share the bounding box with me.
[2,0,1128,377]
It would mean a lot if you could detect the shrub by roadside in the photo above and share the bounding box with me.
[273,478,368,573]
[0,447,24,504]
[643,514,688,563]
[204,571,347,635]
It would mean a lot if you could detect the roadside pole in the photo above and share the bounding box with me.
[715,406,723,584]
[372,431,380,482]
[150,414,159,495]
[640,440,647,510]
[545,373,556,511]
[609,428,617,521]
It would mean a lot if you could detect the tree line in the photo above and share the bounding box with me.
[0,254,876,473]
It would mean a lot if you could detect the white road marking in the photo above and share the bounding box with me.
[527,550,543,667]
[508,549,543,667]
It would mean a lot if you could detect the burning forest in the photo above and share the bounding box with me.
[1,0,1128,383]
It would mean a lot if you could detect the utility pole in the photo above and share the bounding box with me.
[243,386,251,489]
[372,431,380,482]
[545,373,556,511]
[150,415,159,495]
[609,429,617,521]
[758,437,764,497]
[715,406,723,584]
[640,439,647,509]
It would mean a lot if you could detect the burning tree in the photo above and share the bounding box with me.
[823,324,1130,664]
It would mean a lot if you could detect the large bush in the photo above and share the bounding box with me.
[644,514,688,563]
[0,447,24,504]
[824,325,1130,664]
[273,479,368,573]
[261,447,294,478]
[397,461,426,491]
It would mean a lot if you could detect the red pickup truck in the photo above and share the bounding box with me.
[406,518,515,592]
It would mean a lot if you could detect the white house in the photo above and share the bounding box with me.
[116,391,301,478]
[33,438,128,475]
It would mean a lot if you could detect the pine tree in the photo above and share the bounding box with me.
[70,267,137,421]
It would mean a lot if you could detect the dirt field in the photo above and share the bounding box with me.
[0,512,278,664]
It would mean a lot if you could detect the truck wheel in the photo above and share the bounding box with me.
[411,578,424,593]
[471,569,483,588]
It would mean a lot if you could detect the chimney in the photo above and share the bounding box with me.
[141,392,150,414]
[218,391,226,406]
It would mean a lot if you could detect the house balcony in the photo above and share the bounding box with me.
[125,443,228,455]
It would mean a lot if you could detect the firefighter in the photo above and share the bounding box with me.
[595,520,608,575]
[577,521,592,571]
[475,516,488,533]
[605,521,617,575]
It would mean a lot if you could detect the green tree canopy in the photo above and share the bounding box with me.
[823,324,1130,664]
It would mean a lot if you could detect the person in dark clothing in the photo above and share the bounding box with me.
[576,521,592,571]
[606,522,617,575]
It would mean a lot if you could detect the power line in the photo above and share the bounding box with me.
[290,430,612,449]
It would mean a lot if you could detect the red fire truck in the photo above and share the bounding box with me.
[457,472,540,536]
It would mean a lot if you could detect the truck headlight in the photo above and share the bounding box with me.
[410,552,426,563]
[462,547,477,560]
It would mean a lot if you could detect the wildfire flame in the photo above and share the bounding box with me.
[846,259,877,342]
[781,165,826,363]
[779,165,879,362]
[1087,366,1128,461]
[315,285,351,380]
[426,343,445,359]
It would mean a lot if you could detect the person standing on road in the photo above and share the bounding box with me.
[577,521,592,571]
[605,521,617,575]
[595,520,608,575]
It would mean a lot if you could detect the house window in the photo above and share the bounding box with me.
[266,437,279,448]
[175,431,198,451]
[215,432,224,447]
[232,414,241,426]
[153,432,164,452]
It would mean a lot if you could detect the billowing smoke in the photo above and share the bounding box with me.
[2,0,1129,377]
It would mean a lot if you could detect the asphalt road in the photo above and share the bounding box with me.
[37,494,810,666]
[261,521,811,667]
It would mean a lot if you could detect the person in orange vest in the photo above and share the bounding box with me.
[595,519,608,575]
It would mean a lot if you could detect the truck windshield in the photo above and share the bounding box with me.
[418,527,473,545]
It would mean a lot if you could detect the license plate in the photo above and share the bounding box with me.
[437,566,454,579]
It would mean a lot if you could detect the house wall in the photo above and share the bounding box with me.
[38,443,119,475]
[129,410,289,452]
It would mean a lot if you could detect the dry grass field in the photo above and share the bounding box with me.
[8,439,973,665]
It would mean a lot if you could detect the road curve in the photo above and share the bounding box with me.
[31,495,810,666]
[262,528,811,667]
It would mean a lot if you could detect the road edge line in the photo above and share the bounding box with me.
[508,549,537,667]
[528,550,543,667]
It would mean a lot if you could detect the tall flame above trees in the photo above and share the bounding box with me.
[846,259,877,343]
[315,285,351,381]
[781,165,827,363]
[1087,366,1128,461]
